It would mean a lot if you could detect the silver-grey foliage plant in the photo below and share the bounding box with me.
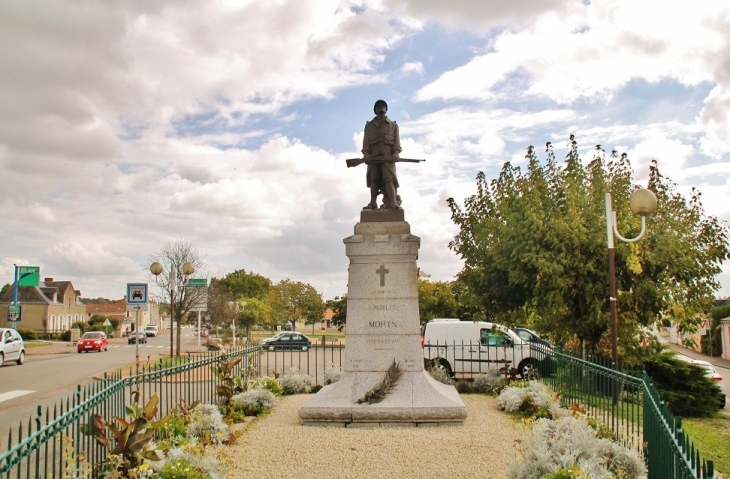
[278,367,315,394]
[427,366,454,385]
[324,367,342,385]
[473,370,506,394]
[509,415,647,479]
[497,381,567,419]
[152,439,226,479]
[232,388,278,414]
[186,404,230,444]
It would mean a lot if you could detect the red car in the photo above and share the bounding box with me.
[77,332,108,353]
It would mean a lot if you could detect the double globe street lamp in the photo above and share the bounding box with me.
[150,261,195,357]
[605,188,658,368]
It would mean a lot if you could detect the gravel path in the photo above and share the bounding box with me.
[222,394,524,479]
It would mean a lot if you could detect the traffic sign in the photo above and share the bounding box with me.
[17,267,39,287]
[187,278,207,288]
[126,283,149,311]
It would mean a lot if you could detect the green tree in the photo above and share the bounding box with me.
[326,295,347,330]
[208,269,273,338]
[267,279,326,331]
[447,139,730,358]
[417,273,459,324]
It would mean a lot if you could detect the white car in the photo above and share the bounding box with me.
[144,325,159,337]
[0,328,26,367]
[677,355,726,409]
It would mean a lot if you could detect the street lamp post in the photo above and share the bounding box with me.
[150,261,195,357]
[605,188,658,368]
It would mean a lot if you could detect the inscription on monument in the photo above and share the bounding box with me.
[372,304,401,311]
[368,320,400,328]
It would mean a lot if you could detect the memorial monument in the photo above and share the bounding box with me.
[299,100,467,426]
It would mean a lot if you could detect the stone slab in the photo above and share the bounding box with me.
[346,263,419,299]
[354,221,411,235]
[361,208,405,222]
[299,371,467,425]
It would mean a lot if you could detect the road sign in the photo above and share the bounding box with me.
[7,305,21,322]
[17,267,39,287]
[187,278,208,312]
[187,278,207,288]
[103,318,112,326]
[126,283,149,311]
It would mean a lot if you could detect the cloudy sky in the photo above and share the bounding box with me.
[2,0,729,303]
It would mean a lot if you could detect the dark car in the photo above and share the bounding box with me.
[127,331,147,344]
[261,332,311,351]
[513,327,554,349]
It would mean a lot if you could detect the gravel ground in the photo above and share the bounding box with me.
[222,394,524,479]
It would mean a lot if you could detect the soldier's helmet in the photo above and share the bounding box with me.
[374,99,388,113]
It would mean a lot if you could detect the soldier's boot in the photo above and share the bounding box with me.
[384,180,401,210]
[363,184,379,210]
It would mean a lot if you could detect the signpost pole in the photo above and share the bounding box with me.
[12,265,19,330]
[135,308,140,372]
[197,310,201,352]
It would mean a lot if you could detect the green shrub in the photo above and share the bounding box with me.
[455,380,474,394]
[247,376,283,396]
[159,458,208,479]
[17,329,38,341]
[311,384,323,393]
[643,351,722,417]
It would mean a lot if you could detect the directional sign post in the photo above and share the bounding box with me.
[10,266,39,330]
[186,279,208,351]
[126,283,149,372]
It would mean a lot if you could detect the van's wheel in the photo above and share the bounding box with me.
[16,351,25,365]
[429,358,453,377]
[519,359,539,379]
[0,352,4,367]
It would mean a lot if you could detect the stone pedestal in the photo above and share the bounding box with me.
[299,219,467,426]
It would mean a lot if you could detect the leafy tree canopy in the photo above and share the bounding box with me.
[267,279,326,329]
[417,272,459,324]
[447,138,729,357]
[325,295,347,330]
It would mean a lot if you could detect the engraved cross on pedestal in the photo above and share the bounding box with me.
[376,264,389,286]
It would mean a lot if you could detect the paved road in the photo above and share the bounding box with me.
[0,330,207,435]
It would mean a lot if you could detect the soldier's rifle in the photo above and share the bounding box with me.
[345,156,425,168]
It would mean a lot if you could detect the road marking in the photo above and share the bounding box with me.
[0,390,34,404]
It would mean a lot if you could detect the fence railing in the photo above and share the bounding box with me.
[0,342,347,478]
[0,341,716,479]
[532,344,715,479]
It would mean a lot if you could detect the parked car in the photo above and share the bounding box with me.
[690,359,726,409]
[677,356,726,409]
[422,319,554,379]
[77,331,108,353]
[128,331,148,344]
[144,325,159,337]
[512,327,554,349]
[0,328,25,366]
[261,332,311,351]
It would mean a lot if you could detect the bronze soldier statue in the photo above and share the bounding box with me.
[346,100,424,210]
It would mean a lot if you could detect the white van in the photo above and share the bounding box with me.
[422,319,550,379]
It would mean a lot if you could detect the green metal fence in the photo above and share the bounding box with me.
[0,343,717,479]
[534,345,715,479]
